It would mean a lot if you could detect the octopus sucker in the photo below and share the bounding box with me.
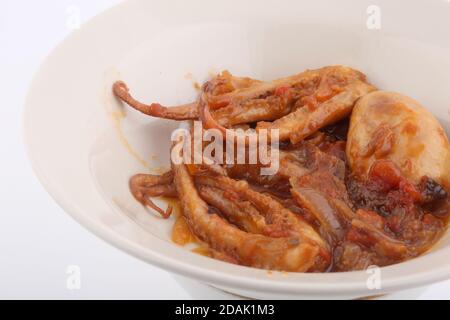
[118,66,450,272]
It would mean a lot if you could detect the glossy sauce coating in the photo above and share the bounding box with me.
[347,91,450,189]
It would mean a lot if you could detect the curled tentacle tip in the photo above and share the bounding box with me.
[113,80,129,96]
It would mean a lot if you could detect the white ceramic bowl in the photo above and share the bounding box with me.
[24,0,450,299]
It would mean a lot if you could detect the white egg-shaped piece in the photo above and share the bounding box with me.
[346,91,450,189]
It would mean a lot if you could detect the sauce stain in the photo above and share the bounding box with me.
[110,110,151,169]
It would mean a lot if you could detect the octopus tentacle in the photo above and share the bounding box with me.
[129,173,175,219]
[212,97,293,127]
[201,67,376,144]
[113,78,291,128]
[113,81,199,120]
[194,174,328,251]
[172,159,322,272]
[291,186,346,241]
[350,219,408,259]
[257,80,376,143]
[290,171,409,259]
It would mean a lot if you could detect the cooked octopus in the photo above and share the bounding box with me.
[115,66,450,272]
[172,155,322,272]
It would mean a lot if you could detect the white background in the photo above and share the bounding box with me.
[0,0,449,299]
